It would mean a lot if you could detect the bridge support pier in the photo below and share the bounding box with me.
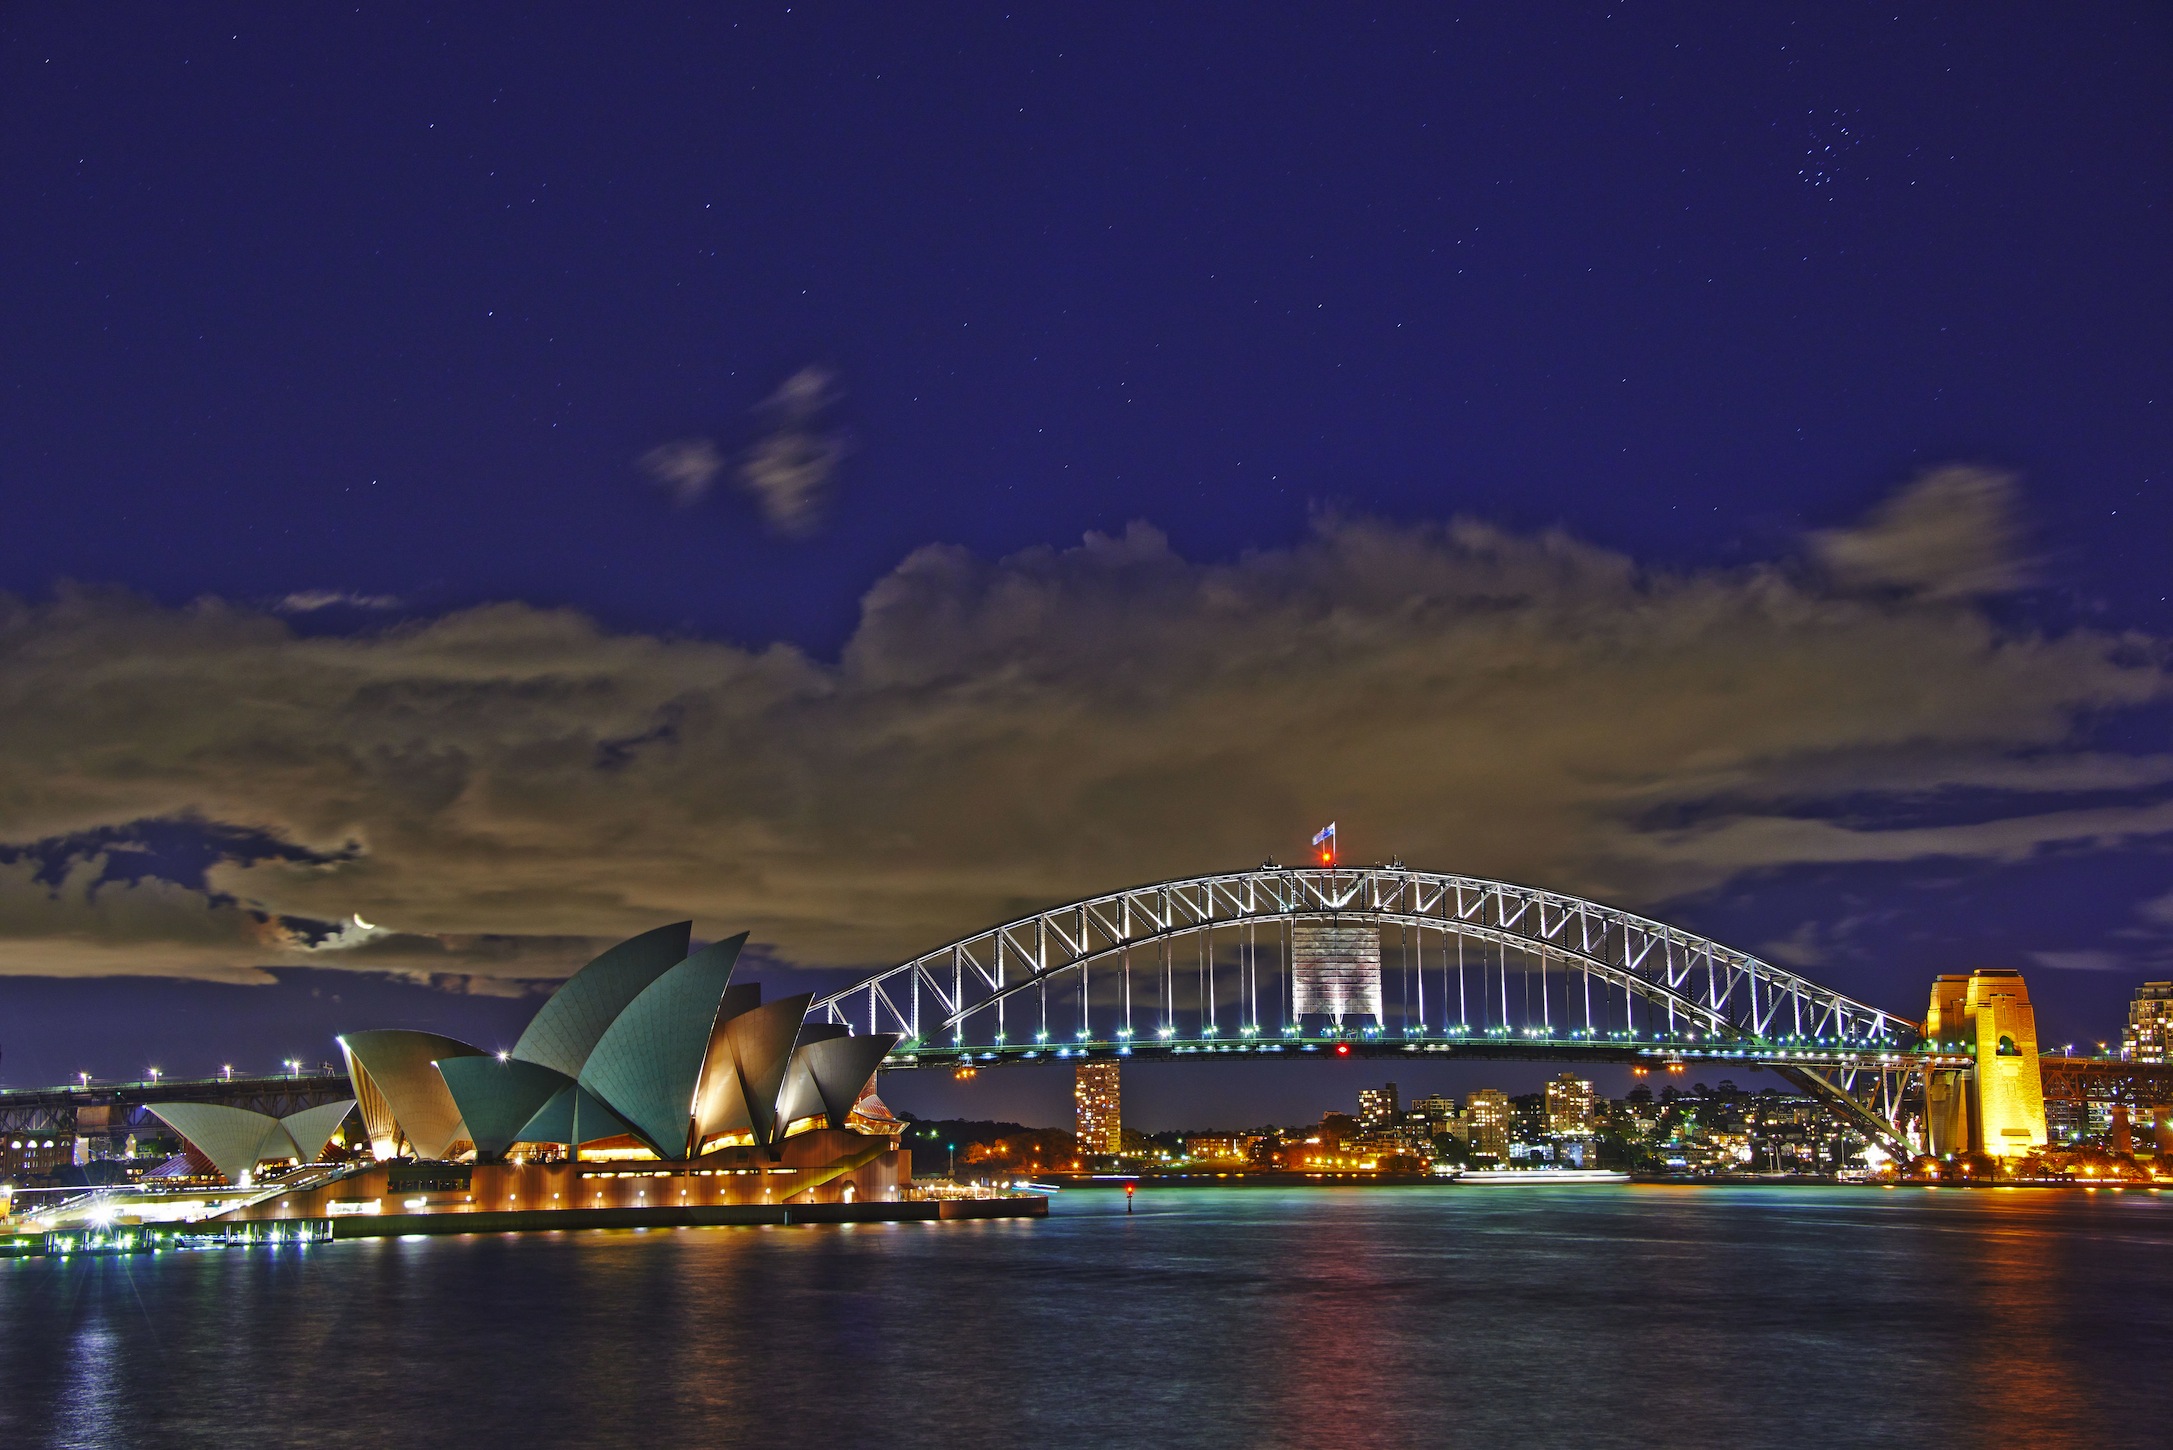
[1924,971,2048,1159]
[1924,1067,1972,1158]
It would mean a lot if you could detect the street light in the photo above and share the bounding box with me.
[948,1142,957,1178]
[77,1072,89,1088]
[285,1058,300,1078]
[221,1065,233,1081]
[147,1068,161,1084]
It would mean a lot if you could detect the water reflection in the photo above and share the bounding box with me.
[52,1278,123,1450]
[0,1188,2165,1449]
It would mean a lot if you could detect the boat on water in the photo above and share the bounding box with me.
[1455,1168,1630,1185]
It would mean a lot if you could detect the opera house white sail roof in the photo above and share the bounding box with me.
[328,925,895,1170]
[152,925,898,1183]
[145,1099,357,1187]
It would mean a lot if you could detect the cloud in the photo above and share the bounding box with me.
[1758,921,1827,968]
[1636,797,2173,874]
[637,437,727,507]
[738,364,845,534]
[0,482,2164,984]
[0,845,609,985]
[635,367,847,530]
[276,591,402,613]
[2027,950,2127,974]
[1811,465,2032,598]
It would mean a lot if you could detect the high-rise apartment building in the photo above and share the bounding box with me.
[1545,1073,1595,1136]
[1464,1089,1510,1161]
[1411,1094,1458,1128]
[1358,1082,1399,1127]
[1075,1060,1123,1156]
[2124,982,2172,1063]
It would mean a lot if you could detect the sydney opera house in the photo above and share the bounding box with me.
[146,925,1025,1230]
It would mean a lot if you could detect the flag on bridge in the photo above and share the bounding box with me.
[1311,822,1337,865]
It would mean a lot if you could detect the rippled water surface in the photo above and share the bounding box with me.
[3,1185,2169,1449]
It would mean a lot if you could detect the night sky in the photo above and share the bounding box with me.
[1,6,2168,1128]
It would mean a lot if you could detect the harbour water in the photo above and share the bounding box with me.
[2,1185,2168,1449]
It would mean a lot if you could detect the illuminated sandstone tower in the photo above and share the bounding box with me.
[1923,969,2049,1159]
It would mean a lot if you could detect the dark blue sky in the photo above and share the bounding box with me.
[1,6,2167,1125]
[7,6,2165,642]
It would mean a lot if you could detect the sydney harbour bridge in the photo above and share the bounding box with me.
[810,864,2167,1159]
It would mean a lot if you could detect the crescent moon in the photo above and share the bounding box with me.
[353,914,376,931]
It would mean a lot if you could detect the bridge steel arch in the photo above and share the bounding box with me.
[813,866,1916,1049]
[810,867,1936,1154]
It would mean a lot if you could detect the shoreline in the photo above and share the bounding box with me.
[1,1193,1046,1259]
[1020,1170,2167,1191]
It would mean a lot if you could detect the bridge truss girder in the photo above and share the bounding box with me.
[814,866,1918,1053]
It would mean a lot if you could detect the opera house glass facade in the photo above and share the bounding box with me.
[158,924,941,1226]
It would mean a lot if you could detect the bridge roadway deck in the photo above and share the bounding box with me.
[885,1034,1968,1073]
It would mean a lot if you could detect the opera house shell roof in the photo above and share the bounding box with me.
[145,1099,358,1187]
[333,923,899,1167]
